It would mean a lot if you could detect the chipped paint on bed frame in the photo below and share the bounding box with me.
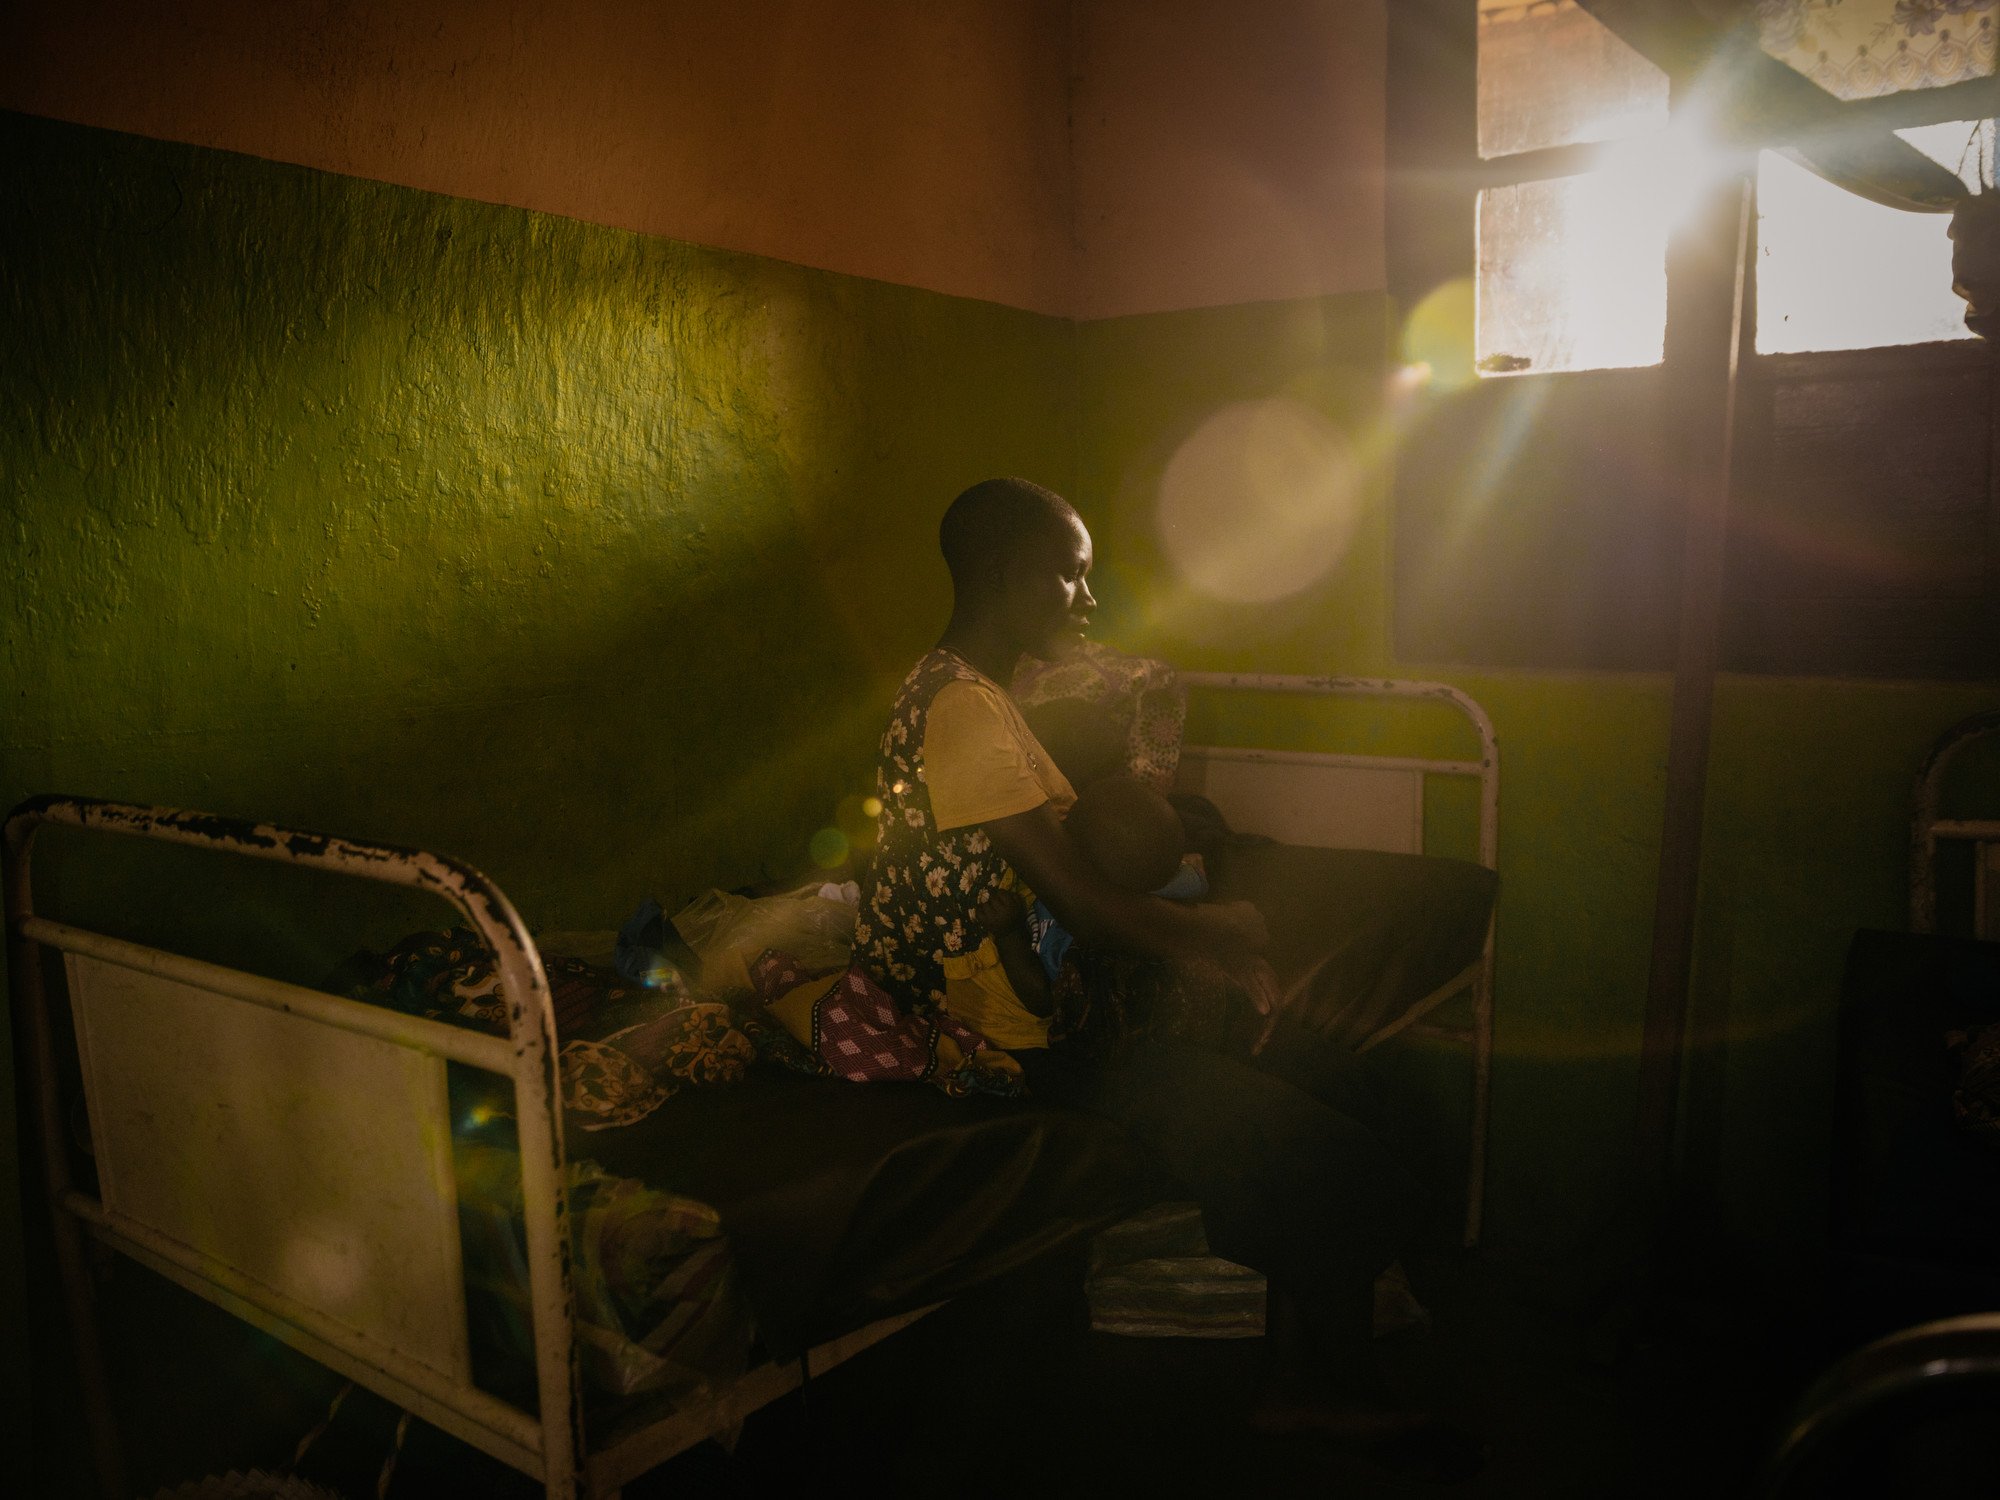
[3,794,956,1500]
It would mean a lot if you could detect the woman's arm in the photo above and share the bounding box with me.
[981,802,1267,965]
[973,887,1055,1016]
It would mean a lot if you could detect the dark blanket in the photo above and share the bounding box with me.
[583,1072,1164,1358]
[1208,841,1497,1044]
[357,841,1494,1363]
[591,843,1494,1355]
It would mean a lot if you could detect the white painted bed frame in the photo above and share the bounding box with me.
[1910,709,2000,940]
[6,674,1497,1499]
[6,797,939,1500]
[1176,674,1499,1247]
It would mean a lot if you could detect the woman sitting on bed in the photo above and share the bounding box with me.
[853,477,1472,1473]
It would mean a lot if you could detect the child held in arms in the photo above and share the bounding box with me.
[974,772,1202,1021]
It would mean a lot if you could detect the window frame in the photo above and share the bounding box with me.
[1385,0,2000,678]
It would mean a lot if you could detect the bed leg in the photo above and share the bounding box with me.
[1463,935,1495,1249]
[54,1212,128,1499]
[8,852,128,1499]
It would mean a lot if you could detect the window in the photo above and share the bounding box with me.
[1474,0,1674,374]
[1474,0,1997,373]
[1755,119,1988,352]
[1388,0,2000,677]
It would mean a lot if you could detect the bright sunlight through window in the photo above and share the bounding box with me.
[1478,0,1994,375]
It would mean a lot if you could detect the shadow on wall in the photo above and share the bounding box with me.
[0,111,1079,966]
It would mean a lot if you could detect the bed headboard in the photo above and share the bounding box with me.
[1911,710,2000,940]
[64,945,475,1381]
[1175,672,1498,868]
[1172,672,1499,1248]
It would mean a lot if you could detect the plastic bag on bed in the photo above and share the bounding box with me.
[456,1145,752,1402]
[672,885,857,997]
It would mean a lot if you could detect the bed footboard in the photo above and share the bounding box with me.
[4,796,588,1499]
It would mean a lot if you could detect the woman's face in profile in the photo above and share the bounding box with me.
[1007,514,1096,662]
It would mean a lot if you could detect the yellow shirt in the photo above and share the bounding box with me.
[922,674,1075,1049]
[923,678,1077,831]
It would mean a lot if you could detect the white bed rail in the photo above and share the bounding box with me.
[1177,673,1500,1246]
[1910,710,2000,938]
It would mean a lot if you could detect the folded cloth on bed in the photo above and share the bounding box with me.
[456,1141,751,1404]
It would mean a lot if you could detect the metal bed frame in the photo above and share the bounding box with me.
[5,797,936,1500]
[1910,709,2000,939]
[6,674,1499,1498]
[1178,674,1500,1247]
[1755,1311,2000,1497]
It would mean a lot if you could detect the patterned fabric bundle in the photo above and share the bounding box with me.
[455,1145,749,1400]
[1012,639,1188,792]
[337,927,754,1132]
[749,949,1024,1097]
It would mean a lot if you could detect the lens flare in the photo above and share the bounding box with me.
[1399,278,1477,391]
[809,827,849,868]
[1155,397,1362,604]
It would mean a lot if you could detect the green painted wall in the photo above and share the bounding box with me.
[0,109,1076,1471]
[1074,294,2000,1280]
[4,101,1996,1479]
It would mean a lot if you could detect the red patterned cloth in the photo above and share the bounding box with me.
[749,950,1020,1096]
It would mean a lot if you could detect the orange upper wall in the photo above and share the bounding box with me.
[0,0,1388,317]
[0,0,1077,315]
[1071,0,1387,319]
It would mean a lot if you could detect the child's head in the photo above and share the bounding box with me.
[1067,774,1186,894]
[1023,698,1130,790]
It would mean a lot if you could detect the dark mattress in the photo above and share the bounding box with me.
[574,841,1496,1356]
[584,1073,1164,1357]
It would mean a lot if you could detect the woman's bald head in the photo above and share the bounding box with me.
[939,478,1080,596]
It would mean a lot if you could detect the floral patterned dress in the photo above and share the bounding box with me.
[855,647,1250,1061]
[854,649,1014,1018]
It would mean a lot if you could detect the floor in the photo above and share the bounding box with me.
[32,1241,1837,1499]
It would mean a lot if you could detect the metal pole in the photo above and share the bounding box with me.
[1634,174,1756,1210]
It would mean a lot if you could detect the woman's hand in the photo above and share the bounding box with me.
[1231,954,1283,1054]
[1181,949,1282,1053]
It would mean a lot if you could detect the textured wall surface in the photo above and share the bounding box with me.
[0,0,1078,314]
[2,111,1075,927]
[0,121,1075,1476]
[2,0,1396,322]
[1073,292,2000,1273]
